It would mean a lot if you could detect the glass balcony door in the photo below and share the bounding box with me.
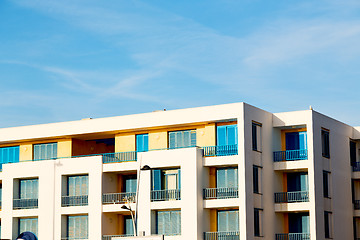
[289,213,309,234]
[285,132,307,151]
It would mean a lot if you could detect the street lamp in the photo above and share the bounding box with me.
[121,205,136,236]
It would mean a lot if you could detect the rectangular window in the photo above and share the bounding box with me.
[217,124,238,146]
[287,172,308,192]
[217,168,238,188]
[0,146,19,168]
[254,208,263,237]
[124,175,137,193]
[252,122,262,151]
[124,215,134,236]
[67,215,88,239]
[350,140,357,166]
[20,179,39,199]
[152,169,181,191]
[168,130,196,149]
[322,129,330,158]
[33,142,57,160]
[156,210,181,235]
[285,131,307,150]
[217,210,239,232]
[68,175,88,196]
[324,211,332,238]
[323,171,330,198]
[136,134,149,152]
[19,218,38,236]
[253,166,261,194]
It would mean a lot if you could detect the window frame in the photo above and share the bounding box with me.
[254,208,263,237]
[323,171,331,198]
[252,122,262,152]
[321,129,330,158]
[253,165,262,194]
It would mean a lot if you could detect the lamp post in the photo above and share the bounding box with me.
[121,205,136,236]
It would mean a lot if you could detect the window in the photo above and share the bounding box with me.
[136,134,148,152]
[19,218,38,236]
[20,179,39,200]
[323,171,330,198]
[124,175,137,193]
[350,140,357,166]
[253,166,261,194]
[217,124,238,146]
[0,146,19,169]
[324,211,332,238]
[33,142,57,160]
[254,208,263,237]
[321,129,330,158]
[285,131,307,150]
[168,130,196,149]
[218,210,239,232]
[289,213,309,234]
[67,215,88,239]
[156,210,181,235]
[287,172,308,192]
[151,169,181,201]
[124,215,134,236]
[252,122,262,151]
[68,175,88,196]
[217,168,238,189]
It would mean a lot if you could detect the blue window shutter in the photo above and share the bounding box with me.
[217,211,227,231]
[136,134,149,152]
[152,170,162,190]
[177,169,181,189]
[143,134,149,151]
[190,130,196,147]
[169,132,176,149]
[125,216,134,235]
[228,210,239,231]
[302,214,310,233]
[217,126,226,146]
[227,168,236,188]
[227,125,237,145]
[217,169,226,188]
[300,173,308,191]
[299,131,307,150]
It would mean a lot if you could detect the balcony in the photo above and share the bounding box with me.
[273,149,308,162]
[13,198,38,209]
[275,233,310,240]
[102,192,136,204]
[203,145,238,157]
[275,191,309,203]
[203,188,238,200]
[102,151,137,163]
[102,234,134,240]
[204,231,240,240]
[62,195,88,207]
[151,189,181,201]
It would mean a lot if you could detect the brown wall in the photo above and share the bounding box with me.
[72,139,114,156]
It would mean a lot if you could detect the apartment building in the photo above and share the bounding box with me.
[0,102,359,240]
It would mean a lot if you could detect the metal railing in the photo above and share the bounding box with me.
[275,233,310,240]
[151,189,181,201]
[353,162,360,171]
[102,192,136,204]
[203,145,238,157]
[103,151,137,163]
[273,149,308,162]
[274,191,309,203]
[204,231,240,240]
[13,198,38,209]
[61,238,88,240]
[354,200,360,210]
[203,188,238,199]
[102,234,134,240]
[62,195,88,207]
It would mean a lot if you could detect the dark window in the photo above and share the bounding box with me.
[323,171,330,198]
[321,129,330,158]
[254,208,262,236]
[253,166,260,194]
[324,211,331,238]
[252,122,262,151]
[350,140,357,166]
[252,123,257,151]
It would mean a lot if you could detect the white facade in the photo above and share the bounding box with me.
[0,102,359,240]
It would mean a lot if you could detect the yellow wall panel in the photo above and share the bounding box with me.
[115,134,136,152]
[19,144,33,162]
[58,139,72,158]
[149,131,168,150]
[210,209,217,231]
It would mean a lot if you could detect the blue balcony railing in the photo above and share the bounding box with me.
[203,145,238,157]
[102,151,137,163]
[204,231,240,240]
[273,149,308,162]
[275,191,309,203]
[62,195,88,207]
[102,192,136,204]
[203,188,238,200]
[13,198,38,209]
[275,233,310,240]
[102,234,134,240]
[151,189,181,201]
[353,162,360,171]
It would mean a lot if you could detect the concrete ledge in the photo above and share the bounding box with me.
[274,202,311,212]
[203,198,239,209]
[273,160,310,171]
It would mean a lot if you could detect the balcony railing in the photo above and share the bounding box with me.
[102,192,136,204]
[61,238,88,240]
[204,231,240,240]
[275,233,310,240]
[353,162,360,172]
[203,188,238,200]
[13,198,38,209]
[103,151,137,163]
[273,149,308,162]
[274,191,309,203]
[102,234,134,240]
[354,200,360,210]
[62,195,88,207]
[203,145,238,157]
[151,189,181,201]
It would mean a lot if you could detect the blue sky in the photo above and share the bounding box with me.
[1,0,360,127]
